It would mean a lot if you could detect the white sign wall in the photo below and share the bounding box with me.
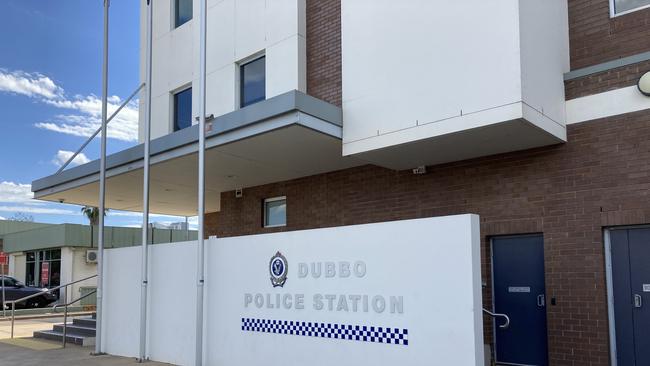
[205,214,484,365]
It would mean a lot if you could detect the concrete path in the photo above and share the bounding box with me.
[0,339,171,365]
[0,316,66,339]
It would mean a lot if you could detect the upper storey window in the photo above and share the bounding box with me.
[175,0,192,28]
[173,87,192,132]
[611,0,650,16]
[240,56,266,108]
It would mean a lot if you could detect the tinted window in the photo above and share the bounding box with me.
[264,197,286,227]
[175,0,192,28]
[1,276,16,287]
[613,0,650,13]
[174,88,192,132]
[240,56,266,108]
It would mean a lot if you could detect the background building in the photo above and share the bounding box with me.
[1,220,197,304]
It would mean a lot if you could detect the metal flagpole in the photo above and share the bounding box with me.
[139,0,153,362]
[95,0,110,356]
[195,0,207,364]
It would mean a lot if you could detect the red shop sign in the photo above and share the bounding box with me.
[41,262,50,285]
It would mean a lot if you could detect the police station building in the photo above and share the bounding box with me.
[31,0,650,365]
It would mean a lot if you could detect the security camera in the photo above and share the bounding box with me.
[58,198,65,203]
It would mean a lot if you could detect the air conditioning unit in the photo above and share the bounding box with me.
[86,250,98,264]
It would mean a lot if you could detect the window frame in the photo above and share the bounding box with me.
[609,0,650,17]
[172,86,193,133]
[174,0,193,28]
[238,54,266,109]
[263,196,287,228]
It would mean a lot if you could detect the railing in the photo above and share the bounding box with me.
[6,274,98,338]
[56,83,145,174]
[483,308,510,329]
[53,289,97,348]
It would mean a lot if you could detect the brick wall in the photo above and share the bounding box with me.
[565,59,650,99]
[306,0,341,106]
[207,109,650,365]
[569,0,650,70]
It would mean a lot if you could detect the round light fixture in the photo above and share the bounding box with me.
[639,71,650,96]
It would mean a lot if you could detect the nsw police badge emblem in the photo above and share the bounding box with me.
[269,251,288,287]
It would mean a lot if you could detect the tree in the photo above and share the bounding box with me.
[81,206,108,248]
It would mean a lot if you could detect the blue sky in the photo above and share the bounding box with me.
[0,1,192,228]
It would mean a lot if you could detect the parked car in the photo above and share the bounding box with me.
[0,276,57,309]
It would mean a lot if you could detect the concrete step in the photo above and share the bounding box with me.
[33,330,95,347]
[72,317,96,328]
[52,324,96,337]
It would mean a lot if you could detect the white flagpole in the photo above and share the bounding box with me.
[95,0,110,356]
[139,0,153,362]
[195,0,207,364]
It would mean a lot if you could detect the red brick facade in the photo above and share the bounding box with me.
[306,0,342,107]
[565,59,650,99]
[207,109,650,365]
[569,0,650,70]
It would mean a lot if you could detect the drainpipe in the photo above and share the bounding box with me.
[95,0,110,356]
[195,0,207,364]
[139,0,154,362]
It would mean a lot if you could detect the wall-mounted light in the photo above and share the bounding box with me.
[639,71,650,96]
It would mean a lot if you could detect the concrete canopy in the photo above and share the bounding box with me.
[32,91,361,217]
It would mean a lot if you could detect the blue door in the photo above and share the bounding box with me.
[609,228,650,366]
[492,235,548,366]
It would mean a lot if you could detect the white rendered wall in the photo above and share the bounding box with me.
[70,248,97,303]
[341,0,569,156]
[9,254,25,282]
[518,0,569,139]
[139,0,307,141]
[102,241,197,365]
[146,241,197,366]
[102,246,141,358]
[206,215,484,365]
[101,215,484,365]
[60,247,74,303]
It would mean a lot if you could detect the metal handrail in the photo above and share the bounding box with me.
[483,308,510,329]
[6,274,97,338]
[54,289,97,348]
[56,82,146,174]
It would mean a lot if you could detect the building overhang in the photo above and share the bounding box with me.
[32,91,360,217]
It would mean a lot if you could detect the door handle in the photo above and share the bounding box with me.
[537,294,545,307]
[634,294,643,308]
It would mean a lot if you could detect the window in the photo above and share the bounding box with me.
[173,87,192,132]
[25,249,60,288]
[264,197,286,228]
[240,56,266,108]
[611,0,650,16]
[175,0,192,28]
[1,276,16,287]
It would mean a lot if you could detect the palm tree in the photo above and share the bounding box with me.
[81,206,108,248]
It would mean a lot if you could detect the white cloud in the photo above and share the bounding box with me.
[0,181,79,216]
[0,68,138,142]
[37,94,139,142]
[0,69,63,99]
[52,150,91,167]
[0,216,5,220]
[0,205,76,215]
[0,181,33,204]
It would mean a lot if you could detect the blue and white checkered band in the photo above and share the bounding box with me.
[241,318,409,346]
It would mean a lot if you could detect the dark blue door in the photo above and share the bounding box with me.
[492,235,548,366]
[610,228,650,366]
